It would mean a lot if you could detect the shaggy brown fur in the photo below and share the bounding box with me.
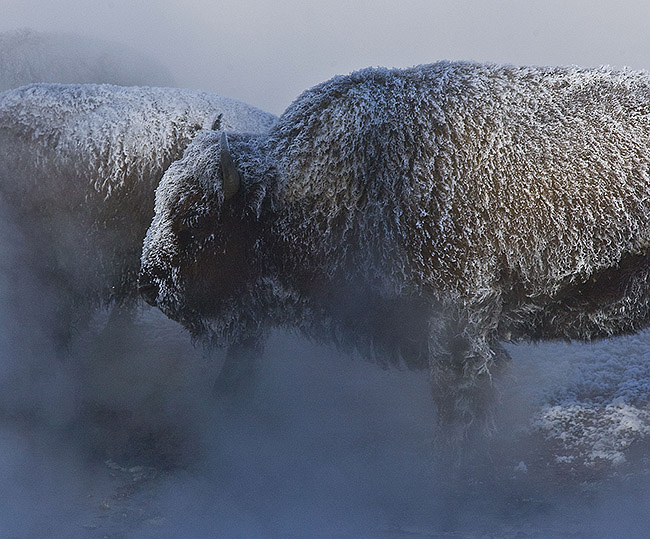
[141,61,650,430]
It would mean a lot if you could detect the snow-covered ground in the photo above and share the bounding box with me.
[2,305,650,538]
[512,335,650,476]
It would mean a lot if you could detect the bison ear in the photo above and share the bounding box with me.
[220,131,241,200]
[246,183,267,220]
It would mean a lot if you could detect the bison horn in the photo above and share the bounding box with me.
[210,114,223,131]
[220,131,241,200]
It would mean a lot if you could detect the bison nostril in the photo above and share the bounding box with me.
[138,275,159,306]
[139,283,159,306]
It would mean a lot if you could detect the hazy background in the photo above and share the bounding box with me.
[4,1,650,537]
[4,0,650,114]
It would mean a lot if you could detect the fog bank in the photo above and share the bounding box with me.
[4,1,650,113]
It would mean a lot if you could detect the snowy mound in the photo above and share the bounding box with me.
[0,28,175,91]
[505,333,650,476]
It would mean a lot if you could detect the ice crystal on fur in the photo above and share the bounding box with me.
[141,61,650,429]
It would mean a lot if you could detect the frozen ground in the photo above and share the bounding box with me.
[2,306,650,538]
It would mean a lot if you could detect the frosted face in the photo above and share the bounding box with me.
[139,143,256,335]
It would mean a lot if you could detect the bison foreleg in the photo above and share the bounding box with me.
[428,318,510,440]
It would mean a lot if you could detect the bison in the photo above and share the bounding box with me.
[139,61,650,431]
[0,82,276,349]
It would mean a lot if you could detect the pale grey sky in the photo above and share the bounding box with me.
[3,0,650,114]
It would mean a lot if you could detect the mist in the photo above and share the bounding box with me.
[4,1,650,114]
[3,2,650,537]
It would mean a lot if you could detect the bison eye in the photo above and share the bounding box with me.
[175,212,215,249]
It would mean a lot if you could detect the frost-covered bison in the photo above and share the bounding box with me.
[139,61,650,429]
[0,83,276,348]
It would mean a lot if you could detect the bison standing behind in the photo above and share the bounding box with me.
[139,61,650,431]
[0,83,276,349]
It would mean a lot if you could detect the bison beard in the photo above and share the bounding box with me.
[141,61,650,437]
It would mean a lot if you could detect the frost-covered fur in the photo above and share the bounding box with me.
[0,82,276,346]
[141,61,650,429]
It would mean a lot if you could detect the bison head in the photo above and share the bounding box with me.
[138,129,271,339]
